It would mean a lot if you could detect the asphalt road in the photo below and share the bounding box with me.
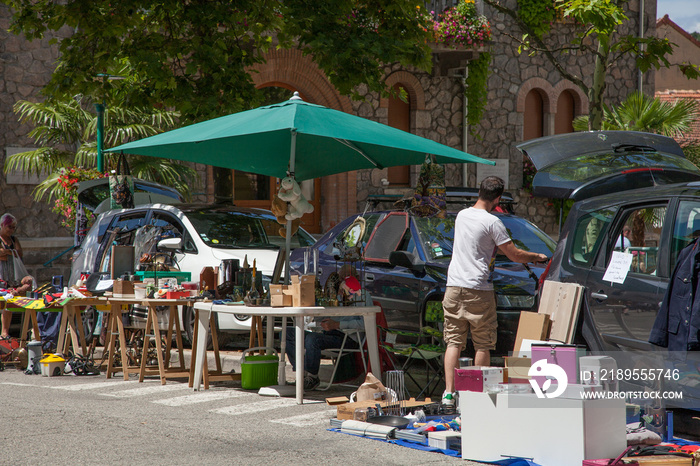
[0,353,482,466]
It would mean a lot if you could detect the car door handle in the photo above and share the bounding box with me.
[365,274,375,282]
[591,291,608,301]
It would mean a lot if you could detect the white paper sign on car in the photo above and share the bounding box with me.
[602,251,634,284]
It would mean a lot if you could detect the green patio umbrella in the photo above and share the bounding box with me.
[108,92,493,281]
[108,92,492,181]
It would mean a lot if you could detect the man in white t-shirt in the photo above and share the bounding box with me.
[441,176,548,407]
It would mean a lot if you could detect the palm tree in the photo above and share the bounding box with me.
[573,91,699,137]
[4,97,197,228]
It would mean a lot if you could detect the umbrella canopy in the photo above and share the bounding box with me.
[108,93,493,181]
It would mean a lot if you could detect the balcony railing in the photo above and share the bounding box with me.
[427,0,484,18]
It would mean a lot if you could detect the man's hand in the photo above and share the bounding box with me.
[320,318,340,331]
[534,253,549,263]
[499,241,549,265]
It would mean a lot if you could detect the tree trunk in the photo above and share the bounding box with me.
[588,34,610,131]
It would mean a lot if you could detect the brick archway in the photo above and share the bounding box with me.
[552,81,589,116]
[381,71,427,110]
[247,49,357,231]
[516,78,555,114]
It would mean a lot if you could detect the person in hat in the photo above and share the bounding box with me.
[285,268,368,390]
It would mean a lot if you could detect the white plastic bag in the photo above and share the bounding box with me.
[11,250,37,289]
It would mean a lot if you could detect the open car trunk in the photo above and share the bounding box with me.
[77,178,183,214]
[517,131,700,201]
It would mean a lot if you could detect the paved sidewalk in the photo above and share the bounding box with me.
[91,346,366,400]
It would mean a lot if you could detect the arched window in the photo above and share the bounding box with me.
[555,90,576,134]
[387,83,411,186]
[523,89,544,141]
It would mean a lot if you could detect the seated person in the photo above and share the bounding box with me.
[285,268,368,390]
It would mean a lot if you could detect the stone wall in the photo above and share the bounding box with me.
[0,6,75,280]
[351,0,656,238]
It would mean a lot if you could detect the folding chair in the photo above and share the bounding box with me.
[318,328,367,390]
[380,302,445,399]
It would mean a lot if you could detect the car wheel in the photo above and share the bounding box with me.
[183,304,227,350]
[81,306,98,345]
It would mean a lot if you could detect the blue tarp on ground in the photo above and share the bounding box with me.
[329,428,544,465]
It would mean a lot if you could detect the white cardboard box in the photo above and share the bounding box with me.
[427,431,461,450]
[459,391,625,466]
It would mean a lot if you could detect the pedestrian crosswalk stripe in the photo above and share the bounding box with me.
[0,382,39,388]
[211,398,300,416]
[101,383,190,398]
[53,380,138,391]
[154,390,254,406]
[270,409,336,427]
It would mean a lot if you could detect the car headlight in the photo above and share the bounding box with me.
[496,294,535,309]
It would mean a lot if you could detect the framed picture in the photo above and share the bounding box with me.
[343,217,366,248]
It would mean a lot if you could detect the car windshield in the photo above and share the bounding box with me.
[414,213,556,262]
[184,209,315,249]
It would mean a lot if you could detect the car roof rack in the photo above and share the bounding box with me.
[364,187,516,213]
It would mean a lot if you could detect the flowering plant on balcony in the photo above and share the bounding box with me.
[433,0,491,49]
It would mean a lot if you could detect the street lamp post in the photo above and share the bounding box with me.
[94,73,125,173]
[95,102,105,173]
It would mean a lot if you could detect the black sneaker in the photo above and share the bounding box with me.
[303,374,320,390]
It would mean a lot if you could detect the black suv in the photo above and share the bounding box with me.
[519,131,700,412]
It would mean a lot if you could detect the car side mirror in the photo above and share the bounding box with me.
[158,237,182,250]
[389,251,425,273]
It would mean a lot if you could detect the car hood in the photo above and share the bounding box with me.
[517,131,700,200]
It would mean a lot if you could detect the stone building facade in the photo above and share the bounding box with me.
[0,1,658,282]
[0,8,74,283]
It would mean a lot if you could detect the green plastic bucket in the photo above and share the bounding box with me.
[240,347,279,390]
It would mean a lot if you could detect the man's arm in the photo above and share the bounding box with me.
[498,241,548,264]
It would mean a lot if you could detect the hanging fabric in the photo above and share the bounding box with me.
[410,154,446,218]
[109,153,135,209]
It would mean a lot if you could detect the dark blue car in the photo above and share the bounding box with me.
[290,206,556,356]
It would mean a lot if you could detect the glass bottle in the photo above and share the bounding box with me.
[247,259,260,303]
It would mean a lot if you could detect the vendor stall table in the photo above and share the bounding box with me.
[186,307,240,390]
[102,298,141,381]
[105,298,191,385]
[56,297,107,357]
[0,295,65,346]
[191,302,382,404]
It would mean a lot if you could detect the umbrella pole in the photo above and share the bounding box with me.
[284,219,292,285]
[284,130,297,286]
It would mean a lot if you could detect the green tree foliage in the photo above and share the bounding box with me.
[3,0,435,123]
[572,91,699,137]
[3,97,197,227]
[484,0,700,130]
